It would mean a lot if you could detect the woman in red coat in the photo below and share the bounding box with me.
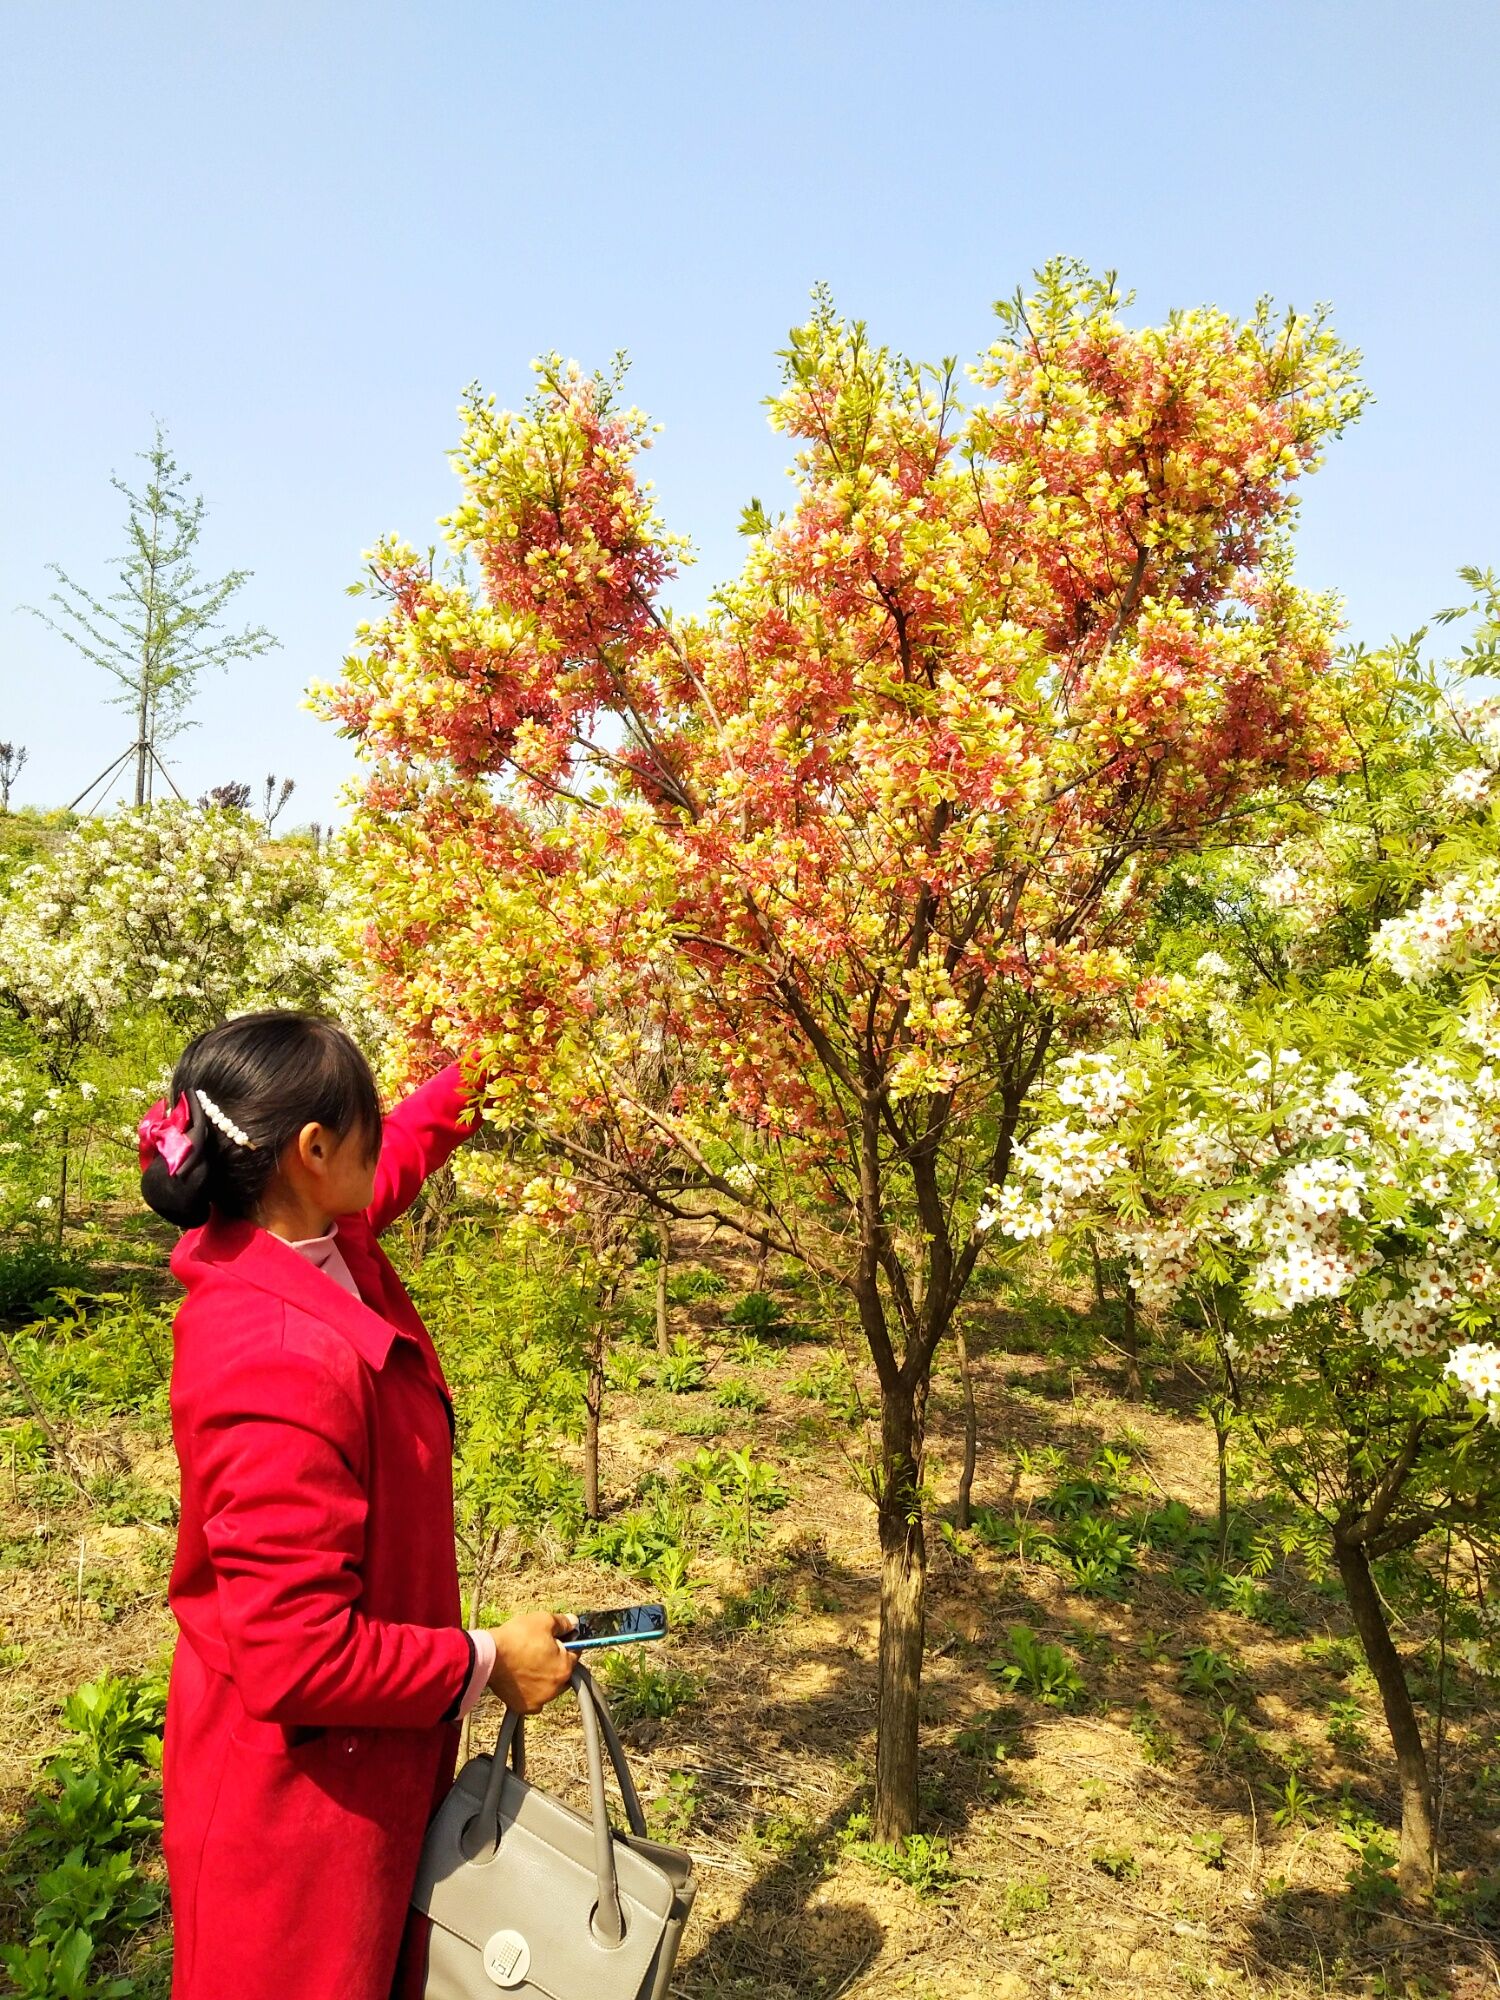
[140,1010,574,2000]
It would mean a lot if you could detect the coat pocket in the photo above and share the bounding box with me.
[230,1715,328,1756]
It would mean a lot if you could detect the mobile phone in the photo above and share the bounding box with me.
[563,1604,668,1651]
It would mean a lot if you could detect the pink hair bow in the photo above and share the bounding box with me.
[138,1094,195,1175]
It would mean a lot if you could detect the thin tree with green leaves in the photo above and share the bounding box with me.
[31,424,278,809]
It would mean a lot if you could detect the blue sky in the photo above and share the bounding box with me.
[2,0,1497,821]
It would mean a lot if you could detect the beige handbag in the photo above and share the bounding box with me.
[412,1664,696,1999]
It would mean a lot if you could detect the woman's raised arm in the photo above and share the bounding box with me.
[364,1062,482,1236]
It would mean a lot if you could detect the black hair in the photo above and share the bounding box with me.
[141,1010,383,1231]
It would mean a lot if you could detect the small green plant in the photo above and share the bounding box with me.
[844,1818,961,1898]
[990,1625,1085,1708]
[1129,1705,1175,1766]
[971,1507,1055,1564]
[718,1579,791,1632]
[599,1651,700,1725]
[605,1347,648,1393]
[992,1874,1051,1931]
[1271,1773,1319,1829]
[1337,1818,1400,1911]
[657,1336,708,1394]
[647,1771,699,1843]
[3,1673,167,1999]
[714,1378,768,1413]
[788,1358,863,1424]
[1206,1702,1254,1761]
[1136,1627,1170,1664]
[1039,1474,1116,1520]
[667,1267,727,1304]
[727,1289,787,1333]
[1326,1696,1367,1752]
[1090,1846,1140,1881]
[1179,1645,1241,1701]
[1190,1830,1228,1870]
[1058,1512,1137,1596]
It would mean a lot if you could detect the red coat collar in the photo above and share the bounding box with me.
[170,1213,406,1372]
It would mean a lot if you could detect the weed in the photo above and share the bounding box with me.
[714,1378,767,1413]
[1270,1773,1320,1829]
[990,1625,1085,1708]
[727,1291,783,1332]
[1179,1645,1242,1701]
[718,1580,791,1632]
[605,1347,648,1394]
[667,1268,727,1305]
[657,1336,708,1394]
[971,1508,1055,1564]
[599,1651,699,1725]
[1337,1818,1400,1911]
[1136,1628,1171,1664]
[1129,1706,1175,1766]
[1326,1696,1367,1752]
[788,1359,863,1424]
[1190,1830,1228,1870]
[1090,1846,1140,1881]
[647,1771,699,1843]
[992,1875,1051,1931]
[843,1818,961,1898]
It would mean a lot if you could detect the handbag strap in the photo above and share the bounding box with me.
[473,1665,633,1944]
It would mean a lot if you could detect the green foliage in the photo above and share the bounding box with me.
[1129,1706,1176,1766]
[992,1875,1051,1930]
[1326,1696,1368,1752]
[665,1267,726,1305]
[645,1771,699,1843]
[713,1378,767,1413]
[656,1337,707,1394]
[1270,1772,1320,1828]
[1190,1830,1228,1870]
[3,1675,165,1999]
[1089,1846,1140,1881]
[842,1816,960,1898]
[1179,1646,1243,1701]
[415,1231,591,1551]
[788,1358,863,1423]
[598,1651,699,1725]
[0,1246,86,1321]
[989,1625,1085,1708]
[3,1294,172,1429]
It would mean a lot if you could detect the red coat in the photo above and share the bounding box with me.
[163,1065,479,2000]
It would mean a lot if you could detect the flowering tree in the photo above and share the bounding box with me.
[323,264,1365,1835]
[996,606,1500,1891]
[0,804,365,1238]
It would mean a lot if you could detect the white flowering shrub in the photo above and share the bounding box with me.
[0,804,372,1238]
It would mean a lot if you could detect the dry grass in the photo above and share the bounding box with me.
[4,1231,1499,1998]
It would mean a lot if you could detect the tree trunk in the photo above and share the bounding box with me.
[583,1321,605,1521]
[1334,1533,1437,1898]
[1090,1237,1107,1311]
[55,1131,69,1250]
[1120,1277,1143,1400]
[954,1327,977,1532]
[654,1219,671,1358]
[1211,1401,1231,1567]
[873,1375,928,1841]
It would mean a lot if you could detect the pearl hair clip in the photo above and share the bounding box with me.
[195,1089,256,1150]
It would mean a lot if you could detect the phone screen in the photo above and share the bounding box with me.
[565,1604,668,1649]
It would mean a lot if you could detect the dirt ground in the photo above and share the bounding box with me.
[3,1230,1498,1999]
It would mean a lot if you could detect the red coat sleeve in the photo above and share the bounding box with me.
[194,1328,471,1730]
[365,1062,482,1237]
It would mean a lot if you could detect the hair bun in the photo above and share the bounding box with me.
[140,1089,214,1230]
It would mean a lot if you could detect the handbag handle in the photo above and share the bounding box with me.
[472,1664,643,1946]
